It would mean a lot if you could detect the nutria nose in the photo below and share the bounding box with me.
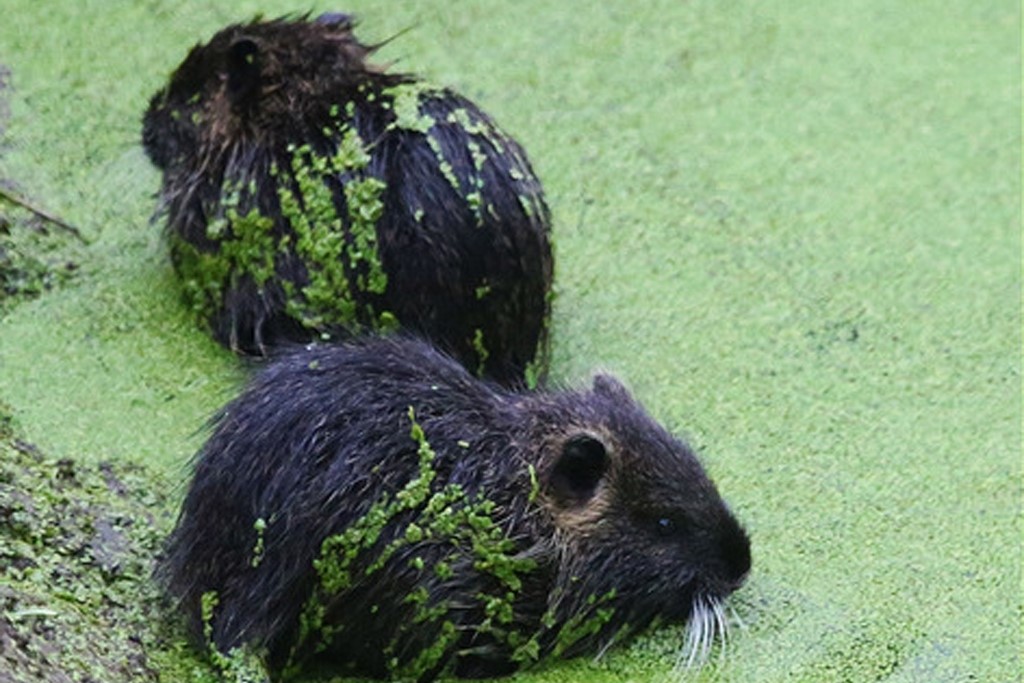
[719,518,751,589]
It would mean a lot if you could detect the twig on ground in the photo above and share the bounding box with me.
[0,186,86,243]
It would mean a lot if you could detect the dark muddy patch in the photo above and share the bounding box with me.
[0,203,81,313]
[0,408,215,682]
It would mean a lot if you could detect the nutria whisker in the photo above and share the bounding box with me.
[680,594,716,670]
[713,596,728,666]
[593,631,620,661]
[727,602,746,632]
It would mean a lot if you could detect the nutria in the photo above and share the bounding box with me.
[159,336,751,680]
[141,15,553,385]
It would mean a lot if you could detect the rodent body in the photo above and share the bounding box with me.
[142,16,553,385]
[159,337,751,680]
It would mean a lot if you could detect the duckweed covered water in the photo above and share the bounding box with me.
[0,1,1019,681]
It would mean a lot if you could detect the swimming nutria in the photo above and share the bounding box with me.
[141,14,553,385]
[159,336,751,680]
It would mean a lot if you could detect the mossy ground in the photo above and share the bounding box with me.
[0,197,82,314]
[0,1,1019,682]
[0,407,218,681]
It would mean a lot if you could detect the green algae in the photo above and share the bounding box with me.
[0,414,219,683]
[215,206,277,289]
[471,327,490,377]
[277,128,391,332]
[527,464,540,504]
[200,590,219,646]
[0,200,81,313]
[171,180,277,325]
[388,84,486,226]
[202,592,268,683]
[549,590,617,659]
[278,143,354,328]
[289,406,444,666]
[382,82,492,225]
[285,406,540,679]
[250,517,267,568]
[172,122,393,339]
[342,176,388,295]
[0,2,1019,683]
[424,132,463,196]
[384,82,436,134]
[171,235,230,320]
[523,356,544,391]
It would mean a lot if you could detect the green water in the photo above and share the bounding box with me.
[0,1,1019,680]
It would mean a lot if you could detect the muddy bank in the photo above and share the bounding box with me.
[0,409,218,682]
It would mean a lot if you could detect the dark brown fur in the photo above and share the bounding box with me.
[142,15,552,385]
[159,337,750,680]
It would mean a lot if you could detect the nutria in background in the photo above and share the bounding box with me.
[159,337,751,681]
[142,15,553,385]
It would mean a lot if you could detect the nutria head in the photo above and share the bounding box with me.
[142,15,388,172]
[527,374,751,660]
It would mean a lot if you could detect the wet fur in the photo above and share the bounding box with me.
[159,337,750,680]
[142,16,552,384]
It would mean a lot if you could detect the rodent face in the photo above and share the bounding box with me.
[141,17,372,171]
[141,31,232,171]
[537,375,750,652]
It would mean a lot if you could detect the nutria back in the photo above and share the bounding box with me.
[142,16,553,385]
[159,336,750,680]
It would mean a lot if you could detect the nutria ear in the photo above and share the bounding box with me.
[226,38,261,109]
[591,374,632,403]
[547,434,609,507]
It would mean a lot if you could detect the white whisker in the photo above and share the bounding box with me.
[686,595,711,670]
[713,598,727,665]
[679,596,703,670]
[697,598,709,668]
[727,603,746,631]
[701,602,712,663]
[673,594,735,679]
[594,631,618,661]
